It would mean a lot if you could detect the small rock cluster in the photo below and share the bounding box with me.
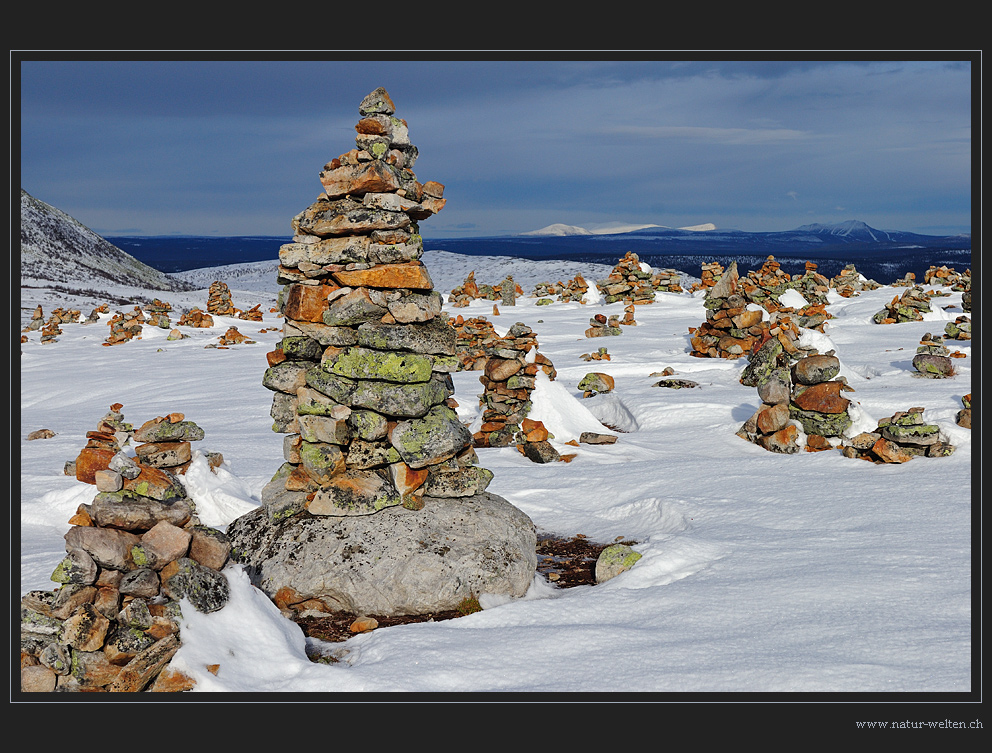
[447,272,522,307]
[830,264,882,297]
[104,306,147,346]
[586,312,623,338]
[923,265,969,288]
[956,394,971,429]
[689,261,725,292]
[473,322,557,456]
[872,286,932,323]
[738,351,853,453]
[891,271,918,287]
[912,333,955,379]
[944,315,972,341]
[650,268,685,293]
[595,252,656,304]
[840,407,955,463]
[531,273,590,304]
[178,307,214,328]
[580,346,611,361]
[688,262,768,359]
[22,406,231,692]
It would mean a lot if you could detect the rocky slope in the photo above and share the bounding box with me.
[20,190,196,323]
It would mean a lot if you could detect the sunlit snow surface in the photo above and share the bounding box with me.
[19,251,973,697]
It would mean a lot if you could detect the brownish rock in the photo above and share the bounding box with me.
[792,381,851,414]
[332,262,433,290]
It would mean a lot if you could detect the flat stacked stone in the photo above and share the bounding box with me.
[841,407,955,462]
[178,307,214,328]
[23,407,232,692]
[132,413,210,475]
[103,306,145,346]
[238,303,264,322]
[872,286,932,323]
[944,315,972,340]
[911,333,955,378]
[207,281,235,316]
[586,312,623,338]
[891,271,917,287]
[688,262,768,359]
[690,261,724,292]
[830,263,881,297]
[596,252,656,304]
[474,322,557,453]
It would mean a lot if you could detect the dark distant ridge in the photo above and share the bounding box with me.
[105,220,971,285]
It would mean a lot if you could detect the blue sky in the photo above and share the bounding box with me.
[17,55,974,239]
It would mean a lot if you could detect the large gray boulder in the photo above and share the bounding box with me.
[226,492,537,617]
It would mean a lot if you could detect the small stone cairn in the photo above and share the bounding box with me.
[650,268,684,293]
[22,405,231,692]
[530,274,591,304]
[24,305,45,332]
[689,261,725,293]
[891,271,917,287]
[207,281,236,316]
[840,407,955,463]
[178,307,214,328]
[474,322,558,460]
[450,314,499,371]
[447,272,522,307]
[688,262,768,359]
[924,265,968,289]
[911,333,955,378]
[872,286,932,323]
[956,393,971,429]
[586,311,623,338]
[944,315,972,341]
[737,350,854,453]
[254,85,504,520]
[596,252,656,305]
[144,300,172,329]
[104,306,146,346]
[830,264,881,297]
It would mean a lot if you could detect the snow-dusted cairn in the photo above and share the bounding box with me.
[690,261,725,292]
[872,286,932,324]
[238,303,264,322]
[178,307,214,328]
[227,89,537,619]
[830,264,881,297]
[956,393,971,429]
[474,322,557,456]
[207,281,235,316]
[944,315,972,341]
[840,407,955,463]
[650,268,684,293]
[911,333,955,378]
[22,405,231,692]
[689,262,767,359]
[586,311,623,338]
[738,256,792,308]
[104,306,145,346]
[891,271,917,287]
[596,252,656,305]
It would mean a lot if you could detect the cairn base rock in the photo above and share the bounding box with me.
[226,492,537,617]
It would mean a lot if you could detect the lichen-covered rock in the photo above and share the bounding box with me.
[595,544,642,584]
[227,492,537,617]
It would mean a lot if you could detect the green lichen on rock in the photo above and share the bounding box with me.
[326,346,433,384]
[594,543,642,584]
[788,405,852,437]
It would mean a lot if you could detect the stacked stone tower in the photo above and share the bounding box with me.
[259,87,487,519]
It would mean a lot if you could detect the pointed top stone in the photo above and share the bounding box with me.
[359,87,395,116]
[707,261,739,299]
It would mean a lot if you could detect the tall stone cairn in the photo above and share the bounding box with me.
[259,86,487,519]
[207,281,236,316]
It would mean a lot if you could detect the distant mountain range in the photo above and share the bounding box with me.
[429,219,970,258]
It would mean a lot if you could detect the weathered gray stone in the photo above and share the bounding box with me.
[88,493,193,533]
[64,526,141,571]
[355,317,457,355]
[132,419,204,443]
[50,548,99,586]
[118,568,161,599]
[422,466,494,498]
[227,491,537,617]
[306,468,402,516]
[160,558,230,613]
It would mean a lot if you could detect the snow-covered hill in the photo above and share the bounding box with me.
[19,189,197,323]
[522,221,715,236]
